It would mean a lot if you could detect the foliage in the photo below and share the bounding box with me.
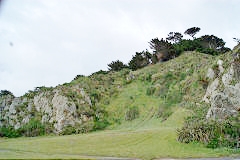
[93,118,109,130]
[149,38,177,61]
[173,39,201,53]
[0,119,52,138]
[108,60,128,71]
[128,50,152,70]
[34,86,53,92]
[18,119,45,137]
[184,27,201,39]
[0,90,14,97]
[0,126,20,138]
[178,108,240,149]
[197,35,230,54]
[73,74,85,80]
[93,106,110,130]
[125,106,139,121]
[166,32,183,43]
[61,125,76,135]
[91,70,109,76]
[233,37,240,44]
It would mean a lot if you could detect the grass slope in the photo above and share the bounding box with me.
[0,52,239,159]
[0,108,237,160]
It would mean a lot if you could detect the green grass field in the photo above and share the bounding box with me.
[0,108,238,160]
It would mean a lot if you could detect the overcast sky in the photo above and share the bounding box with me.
[0,0,239,96]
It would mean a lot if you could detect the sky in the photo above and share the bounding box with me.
[0,0,239,97]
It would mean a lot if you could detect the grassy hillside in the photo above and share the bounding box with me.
[98,51,216,126]
[0,108,237,160]
[0,51,239,159]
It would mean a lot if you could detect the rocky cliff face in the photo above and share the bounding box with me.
[203,48,240,119]
[0,85,93,133]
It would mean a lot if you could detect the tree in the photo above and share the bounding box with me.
[233,38,240,44]
[166,32,183,43]
[107,60,127,71]
[149,38,176,61]
[184,27,201,39]
[197,35,230,55]
[0,90,14,97]
[128,51,151,70]
[73,75,85,80]
[198,35,225,50]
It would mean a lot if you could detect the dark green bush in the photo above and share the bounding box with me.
[61,125,76,135]
[173,39,201,53]
[0,90,14,97]
[196,48,218,55]
[93,107,110,130]
[0,126,20,138]
[108,60,128,72]
[93,119,109,130]
[177,113,240,149]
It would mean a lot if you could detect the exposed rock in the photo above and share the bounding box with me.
[204,51,240,120]
[51,91,77,132]
[224,83,240,111]
[0,86,93,134]
[233,51,240,80]
[217,59,224,74]
[202,78,219,103]
[222,65,234,86]
[206,92,237,119]
[206,68,215,80]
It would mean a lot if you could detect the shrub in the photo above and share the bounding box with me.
[0,90,14,97]
[93,119,109,130]
[76,121,94,133]
[61,125,76,135]
[196,48,217,55]
[177,112,240,149]
[173,39,201,53]
[128,51,151,70]
[0,126,20,138]
[73,74,85,80]
[125,106,139,121]
[108,60,128,71]
[18,119,45,137]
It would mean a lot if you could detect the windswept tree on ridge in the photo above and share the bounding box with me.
[149,38,176,61]
[166,32,183,43]
[184,27,201,39]
[108,60,127,71]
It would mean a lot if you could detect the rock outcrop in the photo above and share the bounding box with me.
[0,85,93,133]
[203,49,240,119]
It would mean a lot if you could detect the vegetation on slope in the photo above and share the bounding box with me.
[1,108,239,160]
[0,27,239,160]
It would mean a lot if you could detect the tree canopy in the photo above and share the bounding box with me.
[166,32,183,43]
[149,38,176,61]
[128,51,152,70]
[184,27,201,39]
[197,35,230,54]
[0,90,14,97]
[108,60,127,71]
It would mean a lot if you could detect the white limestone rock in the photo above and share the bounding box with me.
[206,68,215,80]
[202,78,219,103]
